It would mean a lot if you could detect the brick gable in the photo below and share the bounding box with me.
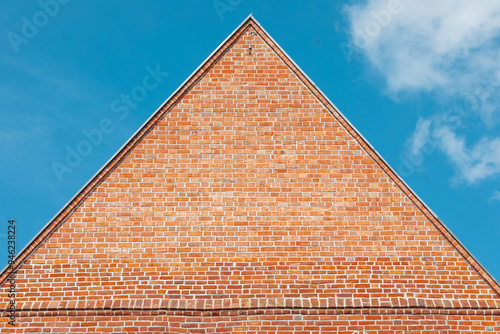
[1,15,499,333]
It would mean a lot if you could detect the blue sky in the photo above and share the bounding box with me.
[1,1,499,281]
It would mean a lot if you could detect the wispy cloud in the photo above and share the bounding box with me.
[344,1,500,111]
[408,118,432,163]
[0,123,48,142]
[434,126,500,184]
[345,0,500,184]
[491,190,500,202]
[0,112,51,168]
[0,53,100,104]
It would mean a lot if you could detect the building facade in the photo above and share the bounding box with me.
[1,16,499,333]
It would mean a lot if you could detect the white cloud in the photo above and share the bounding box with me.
[434,126,500,184]
[344,0,500,123]
[491,190,500,202]
[345,0,500,183]
[408,118,432,160]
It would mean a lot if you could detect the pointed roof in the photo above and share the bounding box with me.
[1,15,499,303]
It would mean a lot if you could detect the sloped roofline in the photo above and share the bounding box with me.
[2,15,499,298]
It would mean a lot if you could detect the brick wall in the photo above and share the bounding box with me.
[1,17,499,332]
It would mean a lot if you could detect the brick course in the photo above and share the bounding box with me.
[1,16,499,332]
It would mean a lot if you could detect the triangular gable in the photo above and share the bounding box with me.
[1,15,499,311]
